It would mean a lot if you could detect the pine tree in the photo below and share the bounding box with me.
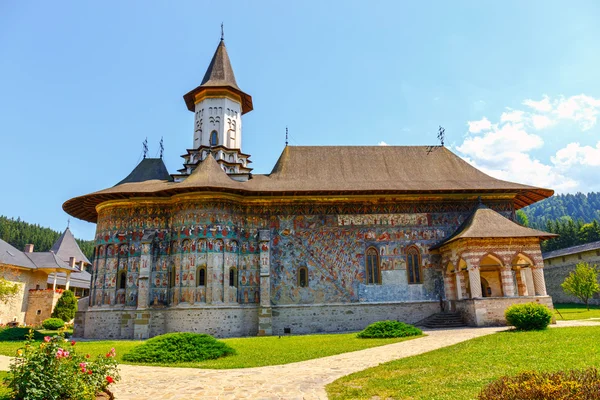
[51,290,78,322]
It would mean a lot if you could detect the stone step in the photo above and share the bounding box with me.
[420,312,468,329]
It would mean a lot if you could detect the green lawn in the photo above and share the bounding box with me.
[326,326,600,400]
[0,371,11,400]
[0,333,422,369]
[554,303,600,320]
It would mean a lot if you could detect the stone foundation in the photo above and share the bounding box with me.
[25,289,62,326]
[454,296,554,327]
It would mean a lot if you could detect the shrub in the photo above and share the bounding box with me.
[122,332,236,363]
[0,327,45,341]
[51,290,78,322]
[505,302,552,331]
[5,330,119,400]
[478,368,600,400]
[42,317,65,330]
[357,320,422,339]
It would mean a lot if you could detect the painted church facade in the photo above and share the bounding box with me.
[66,38,556,339]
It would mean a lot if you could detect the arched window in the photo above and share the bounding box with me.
[366,247,381,284]
[196,267,206,287]
[169,266,176,289]
[210,131,218,146]
[117,270,127,290]
[406,246,422,284]
[298,267,308,288]
[229,267,238,287]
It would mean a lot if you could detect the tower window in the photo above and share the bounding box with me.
[197,267,206,286]
[406,246,422,284]
[298,267,308,288]
[229,267,238,287]
[366,247,381,284]
[210,131,218,146]
[118,270,127,290]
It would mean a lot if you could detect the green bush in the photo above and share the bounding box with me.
[0,327,45,341]
[6,330,119,400]
[51,290,78,322]
[42,318,65,330]
[505,303,553,331]
[122,332,236,363]
[478,368,600,400]
[357,320,422,339]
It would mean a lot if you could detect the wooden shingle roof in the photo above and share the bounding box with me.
[63,146,554,223]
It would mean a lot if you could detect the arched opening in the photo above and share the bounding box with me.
[169,266,176,289]
[196,267,206,287]
[229,267,238,288]
[365,247,381,284]
[458,259,470,298]
[445,262,457,300]
[479,254,504,297]
[512,253,534,296]
[210,130,218,146]
[406,246,422,284]
[117,270,127,290]
[298,267,308,288]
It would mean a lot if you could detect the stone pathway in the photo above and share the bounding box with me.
[0,321,597,399]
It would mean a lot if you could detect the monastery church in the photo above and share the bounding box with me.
[65,36,556,339]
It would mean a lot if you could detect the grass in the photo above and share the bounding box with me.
[326,326,600,400]
[0,332,422,369]
[0,371,11,400]
[554,303,600,320]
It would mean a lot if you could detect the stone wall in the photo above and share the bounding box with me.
[0,265,49,325]
[271,301,440,335]
[544,249,600,305]
[455,296,554,327]
[25,289,62,326]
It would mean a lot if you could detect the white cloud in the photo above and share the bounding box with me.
[467,117,492,134]
[456,94,600,193]
[378,141,389,146]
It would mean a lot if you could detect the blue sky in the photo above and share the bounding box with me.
[1,1,600,241]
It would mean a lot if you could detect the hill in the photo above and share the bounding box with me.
[0,216,94,261]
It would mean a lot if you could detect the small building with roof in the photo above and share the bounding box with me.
[46,227,92,298]
[543,241,600,305]
[64,35,557,339]
[0,234,81,326]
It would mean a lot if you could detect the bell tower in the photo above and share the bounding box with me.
[173,32,254,182]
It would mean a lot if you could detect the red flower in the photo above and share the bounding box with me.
[44,336,51,343]
[85,354,90,358]
[71,340,76,346]
[88,370,93,375]
[106,376,114,384]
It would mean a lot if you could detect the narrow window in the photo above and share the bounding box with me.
[197,267,206,286]
[210,131,218,146]
[169,266,176,289]
[366,247,381,284]
[229,267,238,287]
[118,270,127,290]
[407,247,422,284]
[298,267,308,287]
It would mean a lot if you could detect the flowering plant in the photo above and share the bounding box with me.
[6,329,120,400]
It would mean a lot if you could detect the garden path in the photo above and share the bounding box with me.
[0,321,597,399]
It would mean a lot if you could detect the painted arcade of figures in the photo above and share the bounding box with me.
[88,199,519,310]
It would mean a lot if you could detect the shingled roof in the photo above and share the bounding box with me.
[0,239,37,269]
[430,203,557,250]
[63,145,554,223]
[183,40,253,114]
[51,227,91,265]
[0,238,77,273]
[115,158,172,186]
[543,240,600,260]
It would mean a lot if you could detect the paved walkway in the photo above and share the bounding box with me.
[0,320,598,399]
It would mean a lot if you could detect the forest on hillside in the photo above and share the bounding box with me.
[0,216,94,260]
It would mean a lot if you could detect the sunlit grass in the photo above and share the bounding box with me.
[554,303,600,320]
[326,326,600,400]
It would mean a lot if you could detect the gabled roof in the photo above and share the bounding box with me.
[431,204,557,250]
[51,227,91,265]
[47,270,91,289]
[25,252,76,271]
[543,240,600,260]
[183,40,253,114]
[0,239,37,269]
[63,146,555,223]
[115,158,172,186]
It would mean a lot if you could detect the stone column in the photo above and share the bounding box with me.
[532,267,547,296]
[515,268,529,296]
[52,273,57,290]
[134,238,152,340]
[500,267,515,297]
[454,271,463,300]
[65,272,71,291]
[468,266,482,298]
[444,273,456,300]
[257,229,272,336]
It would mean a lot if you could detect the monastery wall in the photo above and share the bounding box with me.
[0,265,48,325]
[455,296,554,326]
[544,249,600,305]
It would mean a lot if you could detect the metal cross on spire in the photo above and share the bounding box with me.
[67,218,70,228]
[221,22,224,41]
[285,126,288,146]
[437,126,445,147]
[143,137,148,159]
[159,136,164,159]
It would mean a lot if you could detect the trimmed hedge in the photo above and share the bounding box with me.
[357,320,422,339]
[505,303,552,331]
[0,328,45,341]
[42,318,65,330]
[51,290,77,322]
[122,332,236,363]
[479,368,600,400]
